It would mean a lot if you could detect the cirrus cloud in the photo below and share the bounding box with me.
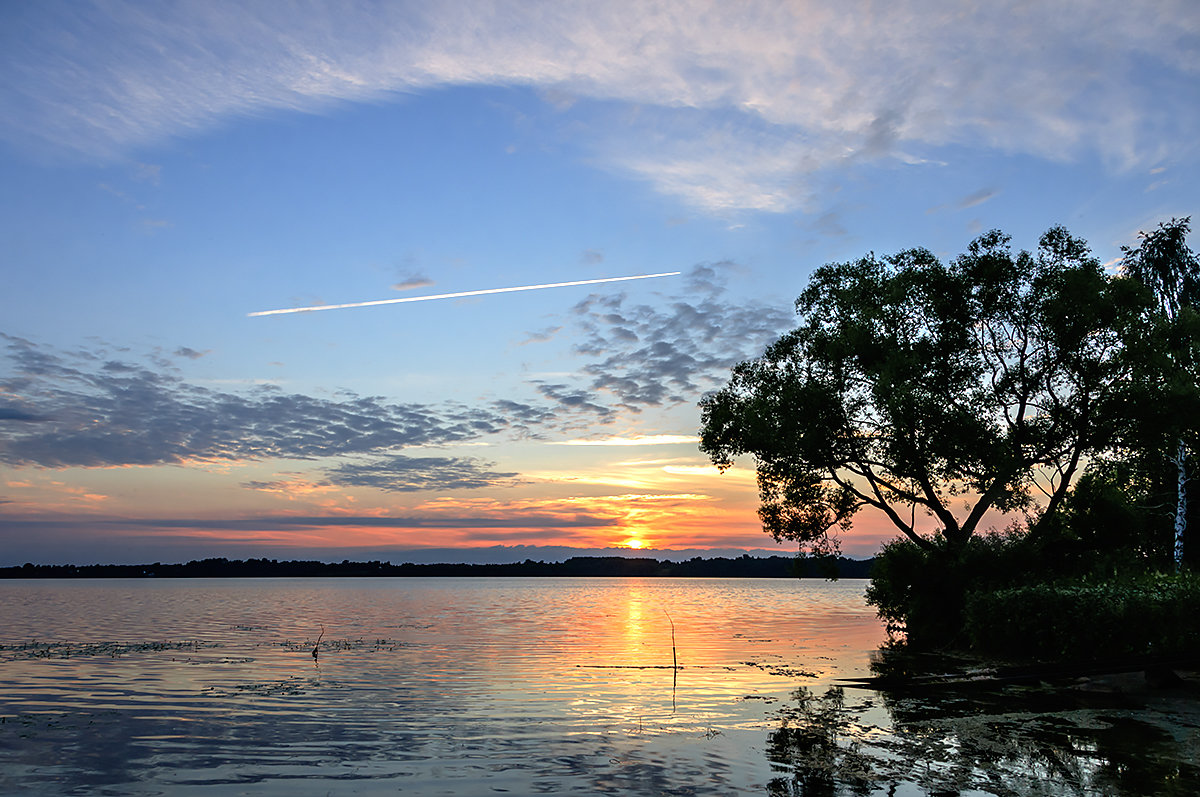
[2,1,1195,212]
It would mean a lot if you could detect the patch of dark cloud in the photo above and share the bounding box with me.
[534,382,616,421]
[518,326,562,345]
[957,187,998,210]
[814,211,848,238]
[563,262,793,412]
[320,454,521,492]
[0,406,49,422]
[174,347,209,360]
[860,107,905,158]
[581,248,604,265]
[0,334,541,469]
[489,399,558,435]
[392,273,434,291]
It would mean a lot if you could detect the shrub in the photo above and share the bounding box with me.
[963,572,1200,659]
[864,531,1035,646]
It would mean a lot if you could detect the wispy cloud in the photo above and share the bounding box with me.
[957,188,999,210]
[4,1,1194,212]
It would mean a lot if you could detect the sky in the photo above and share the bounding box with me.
[1,0,1198,565]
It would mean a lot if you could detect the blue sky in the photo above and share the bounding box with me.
[1,0,1198,564]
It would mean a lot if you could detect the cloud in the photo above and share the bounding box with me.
[813,211,849,237]
[3,1,1195,212]
[0,406,50,422]
[957,187,999,210]
[533,382,616,421]
[581,249,604,265]
[392,274,435,291]
[0,333,553,468]
[560,262,793,410]
[133,162,161,184]
[321,454,521,492]
[174,347,209,360]
[518,326,562,345]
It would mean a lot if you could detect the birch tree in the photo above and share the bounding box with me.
[1120,217,1200,569]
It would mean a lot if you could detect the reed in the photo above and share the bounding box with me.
[664,611,677,671]
[312,625,325,660]
[663,610,678,712]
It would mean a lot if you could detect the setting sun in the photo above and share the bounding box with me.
[622,538,645,549]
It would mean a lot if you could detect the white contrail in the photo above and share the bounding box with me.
[249,271,681,317]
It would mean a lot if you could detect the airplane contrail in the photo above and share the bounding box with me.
[248,271,682,317]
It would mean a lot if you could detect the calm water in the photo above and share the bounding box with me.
[0,578,1197,796]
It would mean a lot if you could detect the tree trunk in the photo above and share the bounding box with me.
[1174,439,1187,570]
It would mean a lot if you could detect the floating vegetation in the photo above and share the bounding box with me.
[202,675,346,699]
[230,677,308,697]
[0,640,222,661]
[266,637,407,654]
[742,660,819,678]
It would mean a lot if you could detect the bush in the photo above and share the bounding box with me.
[864,531,1035,646]
[963,572,1200,659]
[865,475,1178,650]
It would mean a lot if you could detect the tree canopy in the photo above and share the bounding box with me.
[699,227,1147,554]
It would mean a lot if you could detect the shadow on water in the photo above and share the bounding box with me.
[766,646,1200,797]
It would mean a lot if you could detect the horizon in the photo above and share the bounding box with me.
[2,1,1198,564]
[2,544,883,568]
[3,544,877,569]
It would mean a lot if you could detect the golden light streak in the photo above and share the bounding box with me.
[249,272,681,316]
[660,465,727,476]
[550,434,698,446]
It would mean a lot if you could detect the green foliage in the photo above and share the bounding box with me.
[700,227,1145,556]
[964,573,1200,659]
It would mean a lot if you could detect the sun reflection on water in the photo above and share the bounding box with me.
[0,577,887,795]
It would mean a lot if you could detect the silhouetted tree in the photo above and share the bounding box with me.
[700,227,1146,555]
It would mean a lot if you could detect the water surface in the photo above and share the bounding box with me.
[1,577,1197,796]
[0,577,878,795]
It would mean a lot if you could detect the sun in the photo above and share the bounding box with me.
[622,538,645,549]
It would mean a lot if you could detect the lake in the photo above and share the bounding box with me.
[0,578,1196,796]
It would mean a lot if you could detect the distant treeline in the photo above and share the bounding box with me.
[0,555,874,579]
